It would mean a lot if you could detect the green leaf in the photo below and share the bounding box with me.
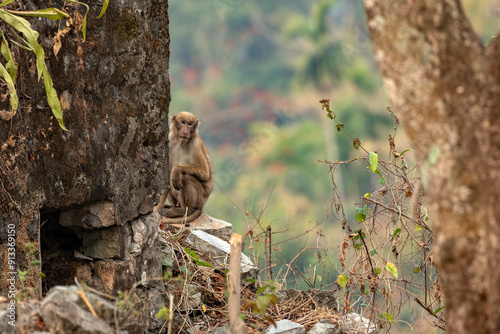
[0,30,17,81]
[355,212,366,222]
[0,61,18,113]
[434,306,445,315]
[385,312,394,324]
[97,0,109,18]
[68,0,89,41]
[246,278,256,283]
[369,249,377,257]
[415,224,422,232]
[392,228,401,239]
[42,65,67,130]
[413,267,420,274]
[400,148,414,156]
[336,274,348,287]
[0,0,15,8]
[363,192,371,198]
[354,243,362,250]
[374,268,382,275]
[369,152,379,173]
[0,9,44,81]
[378,177,385,185]
[385,262,398,278]
[10,8,70,20]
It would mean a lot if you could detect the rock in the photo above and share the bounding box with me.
[0,0,170,294]
[187,213,233,242]
[94,260,136,294]
[185,230,259,280]
[130,213,160,256]
[42,285,118,333]
[266,319,305,334]
[83,225,130,259]
[338,313,377,334]
[307,321,340,334]
[73,250,94,261]
[59,201,116,229]
[210,323,230,333]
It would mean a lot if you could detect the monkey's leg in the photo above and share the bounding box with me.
[154,188,169,213]
[178,174,207,212]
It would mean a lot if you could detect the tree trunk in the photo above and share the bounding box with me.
[363,0,500,332]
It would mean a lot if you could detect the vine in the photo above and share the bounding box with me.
[319,99,445,332]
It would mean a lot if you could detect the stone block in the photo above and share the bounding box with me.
[266,319,304,334]
[187,213,233,242]
[59,201,116,229]
[185,230,258,280]
[130,212,160,256]
[83,225,130,259]
[95,260,136,295]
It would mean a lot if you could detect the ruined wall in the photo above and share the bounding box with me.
[0,0,170,296]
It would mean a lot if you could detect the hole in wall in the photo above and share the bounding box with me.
[40,210,84,295]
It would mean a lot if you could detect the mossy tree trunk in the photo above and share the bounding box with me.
[364,0,500,332]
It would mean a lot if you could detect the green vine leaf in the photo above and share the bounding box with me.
[337,274,348,287]
[98,0,109,19]
[385,262,398,278]
[369,151,378,173]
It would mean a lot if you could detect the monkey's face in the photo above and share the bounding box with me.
[172,112,198,142]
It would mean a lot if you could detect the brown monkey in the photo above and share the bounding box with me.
[154,111,214,226]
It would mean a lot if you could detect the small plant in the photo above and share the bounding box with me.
[243,281,278,326]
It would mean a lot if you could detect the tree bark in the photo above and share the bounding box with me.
[364,0,500,332]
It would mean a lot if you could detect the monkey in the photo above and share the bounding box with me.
[154,111,214,227]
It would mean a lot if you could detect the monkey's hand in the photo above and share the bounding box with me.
[171,166,184,190]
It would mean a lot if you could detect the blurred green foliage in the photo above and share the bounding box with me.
[169,0,498,288]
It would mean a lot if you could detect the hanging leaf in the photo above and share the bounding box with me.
[97,0,109,18]
[385,312,394,324]
[0,0,15,8]
[42,65,67,130]
[374,268,382,275]
[369,151,379,173]
[385,262,398,278]
[0,62,18,113]
[68,0,89,41]
[10,8,70,20]
[0,9,44,81]
[0,30,17,81]
[336,274,348,287]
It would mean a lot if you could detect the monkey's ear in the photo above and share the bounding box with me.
[171,114,176,122]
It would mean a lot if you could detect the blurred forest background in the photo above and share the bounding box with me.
[168,0,498,322]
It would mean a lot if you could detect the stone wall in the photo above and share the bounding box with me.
[0,0,170,296]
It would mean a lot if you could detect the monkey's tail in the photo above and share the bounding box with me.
[162,209,203,227]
